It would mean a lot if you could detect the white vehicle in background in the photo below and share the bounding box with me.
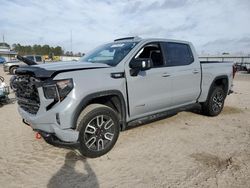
[0,76,10,102]
[3,55,44,74]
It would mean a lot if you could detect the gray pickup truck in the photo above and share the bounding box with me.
[3,55,43,74]
[11,37,235,158]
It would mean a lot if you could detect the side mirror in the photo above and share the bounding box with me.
[129,58,152,76]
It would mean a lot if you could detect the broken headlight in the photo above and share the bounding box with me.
[43,79,73,101]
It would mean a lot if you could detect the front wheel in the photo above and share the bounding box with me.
[77,104,120,158]
[201,87,226,116]
[10,66,18,75]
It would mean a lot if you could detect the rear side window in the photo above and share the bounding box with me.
[35,56,42,62]
[163,42,194,66]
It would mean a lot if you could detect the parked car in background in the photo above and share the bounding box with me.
[0,76,10,102]
[3,55,44,74]
[0,57,6,64]
[235,62,250,73]
[246,63,250,73]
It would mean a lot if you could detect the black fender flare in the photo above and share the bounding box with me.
[205,75,229,102]
[72,90,127,131]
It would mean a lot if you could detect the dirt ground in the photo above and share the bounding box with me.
[0,65,250,188]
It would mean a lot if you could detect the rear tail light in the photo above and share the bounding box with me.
[232,64,237,79]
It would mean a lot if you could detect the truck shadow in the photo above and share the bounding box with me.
[188,105,244,115]
[47,151,99,188]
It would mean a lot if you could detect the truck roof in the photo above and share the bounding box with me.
[113,36,191,45]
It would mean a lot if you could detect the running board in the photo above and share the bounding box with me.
[127,103,199,128]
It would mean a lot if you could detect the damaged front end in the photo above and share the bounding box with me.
[10,56,79,148]
[11,75,41,114]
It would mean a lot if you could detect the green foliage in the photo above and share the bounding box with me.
[12,43,64,56]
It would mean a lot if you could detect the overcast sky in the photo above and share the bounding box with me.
[1,0,250,54]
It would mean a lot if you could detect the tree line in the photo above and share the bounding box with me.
[0,42,84,56]
[12,44,64,56]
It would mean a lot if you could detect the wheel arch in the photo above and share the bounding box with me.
[72,90,127,131]
[9,65,19,72]
[206,75,229,101]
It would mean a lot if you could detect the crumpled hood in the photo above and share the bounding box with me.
[15,61,110,78]
[35,61,110,70]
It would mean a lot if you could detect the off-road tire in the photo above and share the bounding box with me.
[77,104,120,158]
[202,87,226,116]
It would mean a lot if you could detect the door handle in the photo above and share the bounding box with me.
[192,70,199,74]
[162,73,171,77]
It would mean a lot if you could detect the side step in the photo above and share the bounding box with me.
[127,103,199,128]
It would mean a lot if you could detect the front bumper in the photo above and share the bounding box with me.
[18,87,79,142]
[23,119,79,148]
[35,130,79,149]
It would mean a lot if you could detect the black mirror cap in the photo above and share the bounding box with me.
[129,58,153,76]
[129,58,152,71]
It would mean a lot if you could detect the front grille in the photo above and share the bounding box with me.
[12,76,40,114]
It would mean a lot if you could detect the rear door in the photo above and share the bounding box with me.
[126,42,173,119]
[162,42,201,106]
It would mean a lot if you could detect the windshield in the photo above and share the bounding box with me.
[80,41,138,66]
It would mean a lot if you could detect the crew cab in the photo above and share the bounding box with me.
[3,55,44,74]
[11,37,235,158]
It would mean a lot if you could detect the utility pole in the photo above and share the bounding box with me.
[70,30,73,54]
[2,34,5,43]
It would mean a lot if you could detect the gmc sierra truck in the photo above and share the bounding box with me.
[11,37,235,158]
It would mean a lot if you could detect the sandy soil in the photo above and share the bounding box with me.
[0,65,250,188]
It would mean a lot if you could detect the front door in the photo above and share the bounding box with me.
[125,42,173,119]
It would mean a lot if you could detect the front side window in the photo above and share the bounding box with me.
[80,42,138,66]
[163,42,194,66]
[134,43,164,67]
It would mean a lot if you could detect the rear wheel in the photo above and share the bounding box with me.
[77,104,120,158]
[10,66,18,75]
[202,87,226,116]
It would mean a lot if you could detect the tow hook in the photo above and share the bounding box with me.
[35,132,41,139]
